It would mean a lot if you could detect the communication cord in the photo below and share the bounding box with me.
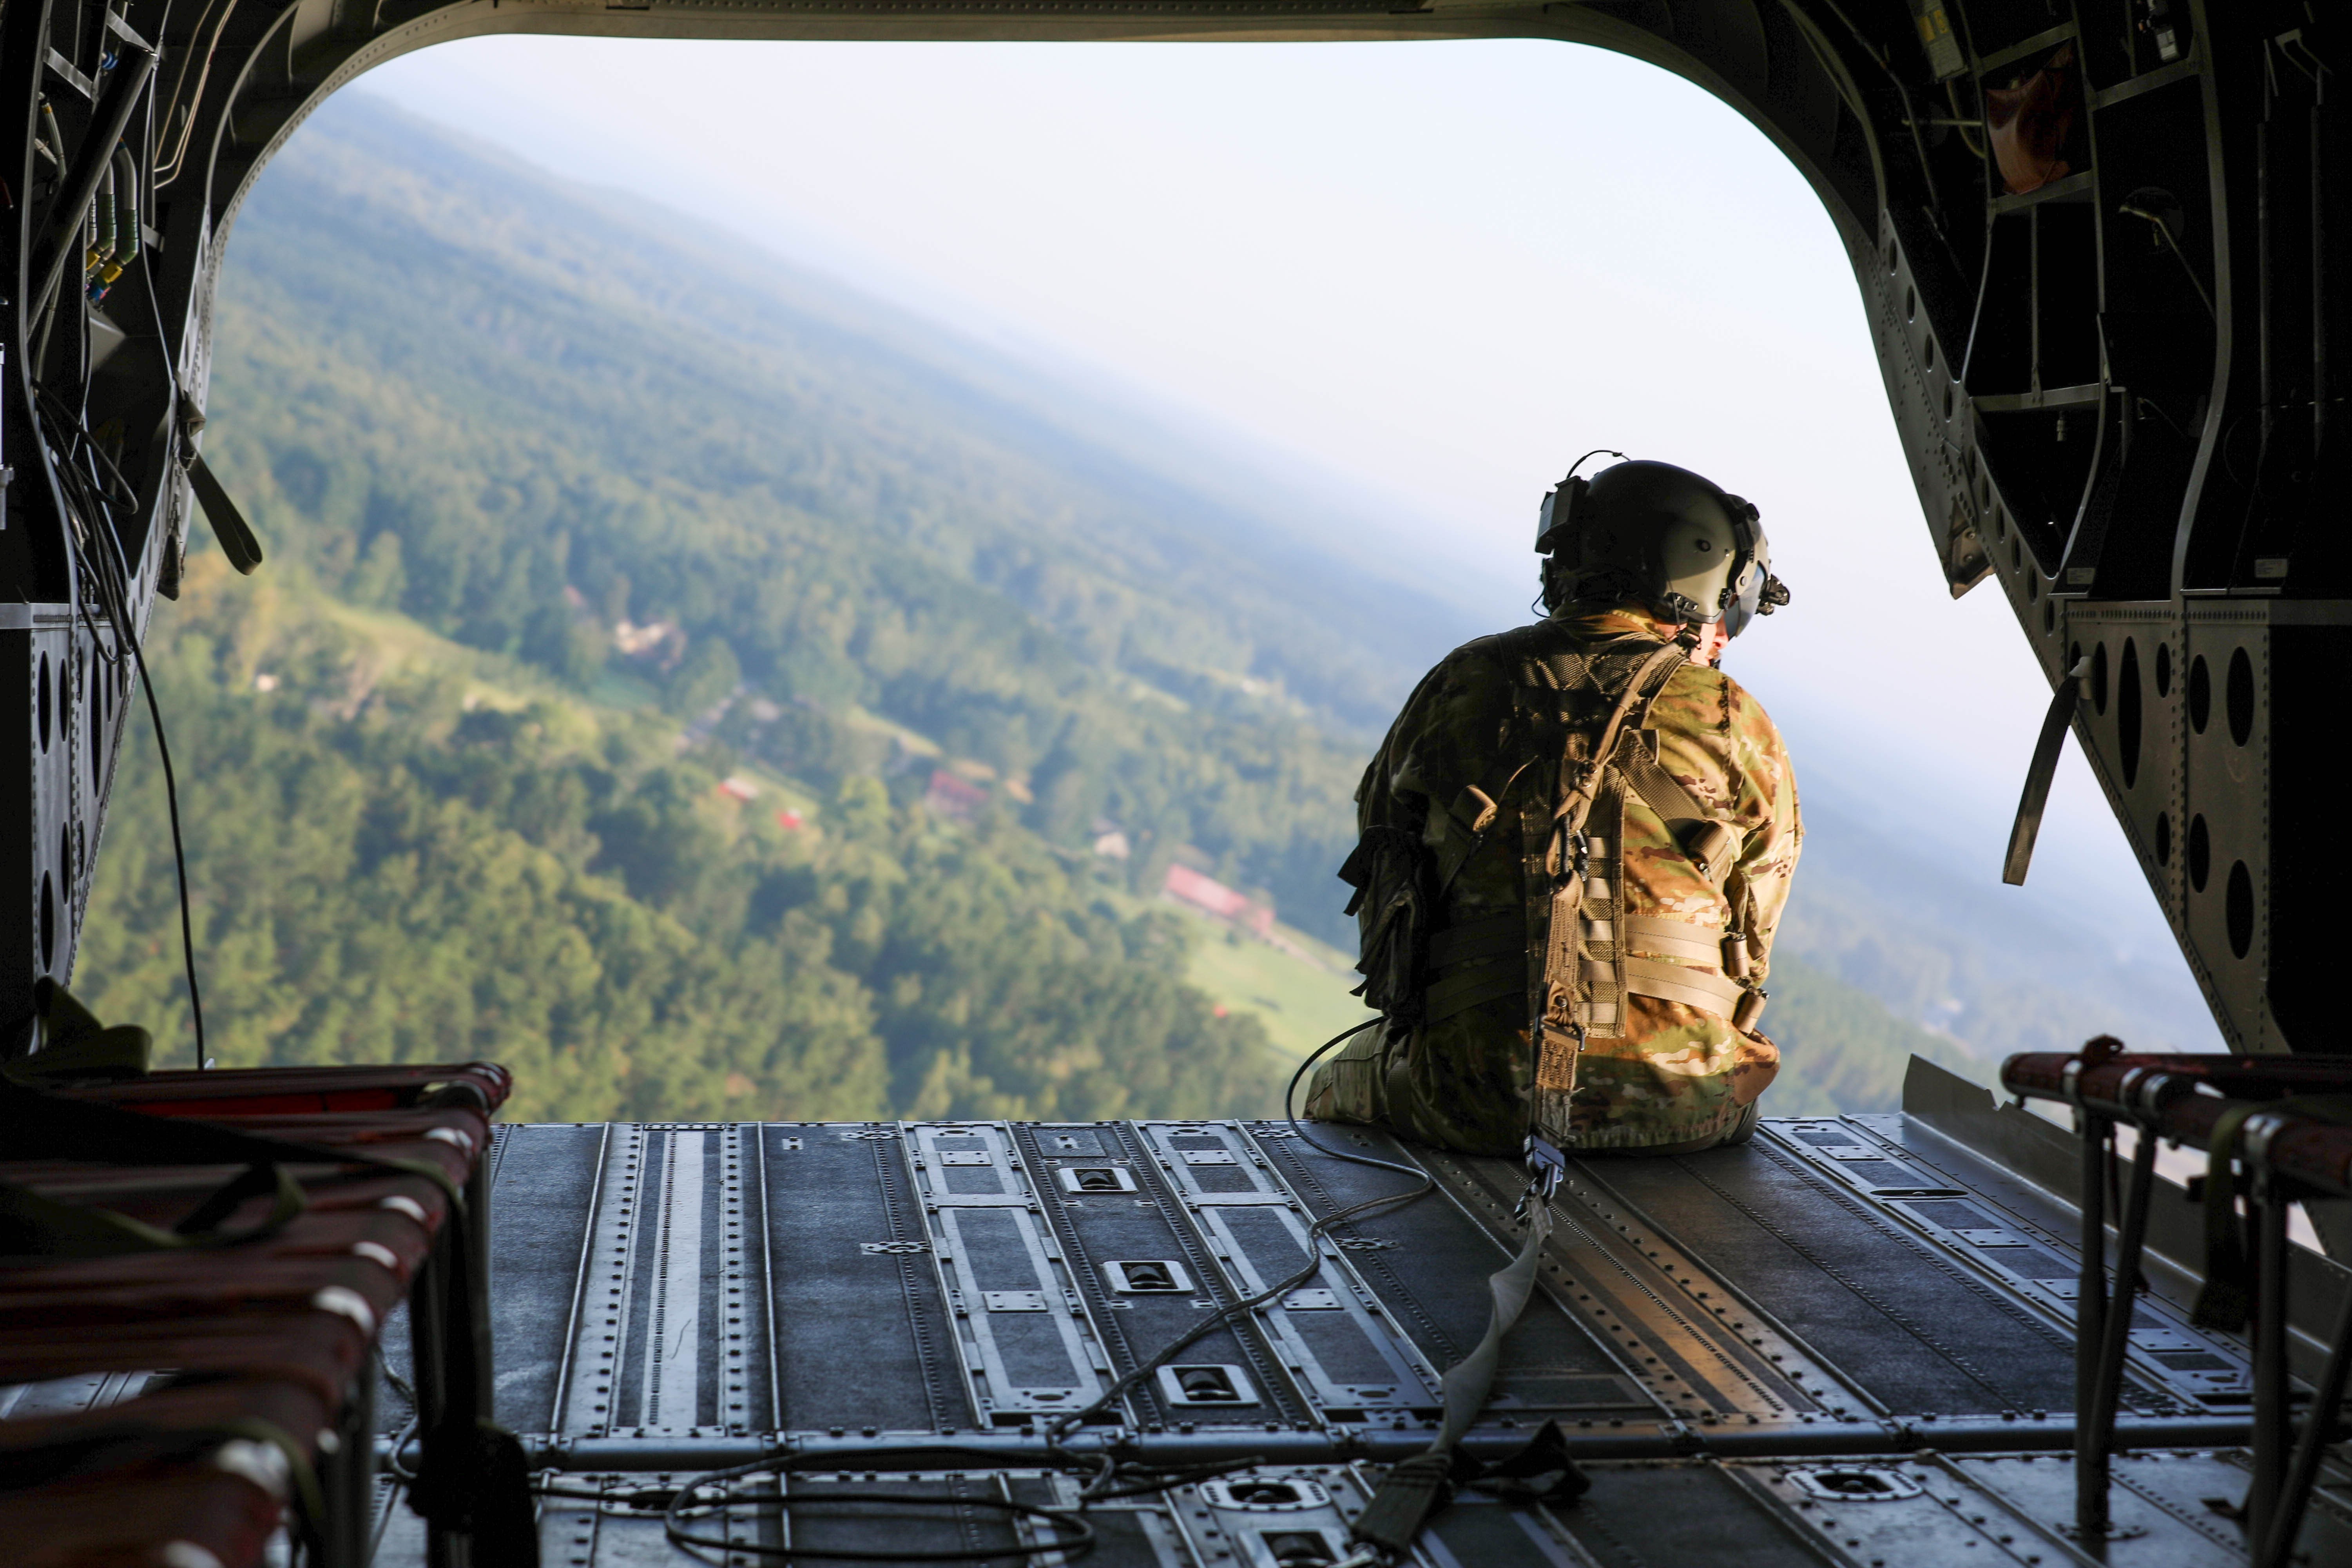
[33,391,209,1067]
[1044,1017,1430,1457]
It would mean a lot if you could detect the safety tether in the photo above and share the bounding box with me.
[1346,1140,1587,1562]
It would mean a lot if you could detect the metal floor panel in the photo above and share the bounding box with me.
[367,1455,2352,1568]
[490,1123,615,1434]
[766,1122,964,1434]
[1558,1121,2225,1422]
[353,1114,2331,1567]
[1951,1452,2352,1568]
[1015,1121,1315,1431]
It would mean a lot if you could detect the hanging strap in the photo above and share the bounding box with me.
[185,449,265,576]
[407,1418,542,1559]
[1433,1198,1551,1454]
[2003,657,2089,885]
[2191,1103,2264,1332]
[1350,1144,1586,1558]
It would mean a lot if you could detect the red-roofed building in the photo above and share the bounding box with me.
[1163,863,1276,939]
[923,769,990,823]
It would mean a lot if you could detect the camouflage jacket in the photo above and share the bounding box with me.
[1309,607,1802,1155]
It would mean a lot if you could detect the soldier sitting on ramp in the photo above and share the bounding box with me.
[1308,455,1799,1158]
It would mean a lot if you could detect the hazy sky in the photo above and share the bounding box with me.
[345,37,2196,993]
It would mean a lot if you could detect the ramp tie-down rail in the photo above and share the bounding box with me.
[2002,1047,2352,1568]
[0,1061,522,1567]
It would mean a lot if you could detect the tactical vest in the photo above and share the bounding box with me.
[1342,622,1766,1122]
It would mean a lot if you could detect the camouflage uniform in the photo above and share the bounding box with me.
[1308,606,1802,1156]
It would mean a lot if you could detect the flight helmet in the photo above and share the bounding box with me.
[1536,457,1790,636]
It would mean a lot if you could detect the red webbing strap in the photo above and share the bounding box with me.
[0,1080,532,1561]
[0,1412,327,1531]
[0,1448,283,1567]
[0,1206,434,1300]
[0,1082,465,1202]
[73,1061,512,1117]
[0,1164,305,1261]
[0,1161,452,1227]
[0,1375,330,1459]
[0,1254,406,1329]
[0,1083,479,1265]
[0,1315,368,1407]
[2002,1051,2352,1110]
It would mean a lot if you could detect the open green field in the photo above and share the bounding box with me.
[1173,909,1378,1066]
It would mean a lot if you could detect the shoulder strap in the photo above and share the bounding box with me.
[1546,638,1687,874]
[1615,733,1741,885]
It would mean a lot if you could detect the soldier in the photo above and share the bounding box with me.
[1308,457,1799,1157]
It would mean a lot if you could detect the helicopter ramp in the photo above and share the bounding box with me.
[367,1082,2348,1566]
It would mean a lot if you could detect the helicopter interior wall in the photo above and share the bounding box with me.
[5,5,2344,1063]
[9,11,2352,1560]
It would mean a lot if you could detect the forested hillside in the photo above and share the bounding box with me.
[195,99,1448,947]
[80,96,1987,1121]
[85,562,1278,1121]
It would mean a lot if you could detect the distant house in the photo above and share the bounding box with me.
[717,775,761,803]
[612,618,687,667]
[1163,863,1275,939]
[923,769,990,823]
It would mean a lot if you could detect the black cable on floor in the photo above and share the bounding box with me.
[1037,1015,1433,1468]
[645,1446,1098,1562]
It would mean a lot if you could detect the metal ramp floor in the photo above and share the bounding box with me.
[366,1091,2352,1566]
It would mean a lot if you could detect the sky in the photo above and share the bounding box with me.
[344,37,2201,999]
